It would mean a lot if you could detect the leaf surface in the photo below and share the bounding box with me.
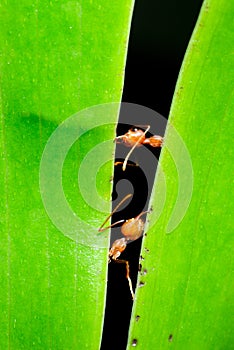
[127,0,233,348]
[0,1,134,349]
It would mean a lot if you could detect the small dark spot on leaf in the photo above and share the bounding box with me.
[135,315,140,322]
[168,334,173,342]
[139,281,145,287]
[140,255,144,261]
[144,247,150,253]
[132,338,138,347]
[139,266,148,276]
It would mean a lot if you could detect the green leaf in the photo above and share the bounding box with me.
[127,0,233,348]
[0,1,134,349]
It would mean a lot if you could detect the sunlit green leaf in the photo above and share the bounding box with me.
[128,0,233,348]
[0,1,134,349]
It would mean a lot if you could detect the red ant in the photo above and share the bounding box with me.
[98,194,149,299]
[115,125,163,170]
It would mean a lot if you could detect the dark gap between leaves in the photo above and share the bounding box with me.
[101,1,203,349]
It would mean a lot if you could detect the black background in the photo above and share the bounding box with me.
[101,1,203,349]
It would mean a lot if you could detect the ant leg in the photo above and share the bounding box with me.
[98,193,133,232]
[135,210,151,220]
[115,134,126,143]
[98,219,125,233]
[122,125,150,171]
[115,259,134,300]
[114,161,139,167]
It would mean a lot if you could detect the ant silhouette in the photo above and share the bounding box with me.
[115,125,163,171]
[98,194,149,299]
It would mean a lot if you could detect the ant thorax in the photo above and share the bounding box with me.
[117,128,146,148]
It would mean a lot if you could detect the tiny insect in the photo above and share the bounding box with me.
[115,125,163,171]
[98,194,149,299]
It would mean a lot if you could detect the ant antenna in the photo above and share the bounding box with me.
[98,193,133,232]
[122,125,150,171]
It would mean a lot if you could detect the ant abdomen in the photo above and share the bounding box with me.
[121,217,145,241]
[143,135,163,147]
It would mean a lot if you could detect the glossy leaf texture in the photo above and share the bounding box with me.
[127,0,233,349]
[0,1,134,349]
